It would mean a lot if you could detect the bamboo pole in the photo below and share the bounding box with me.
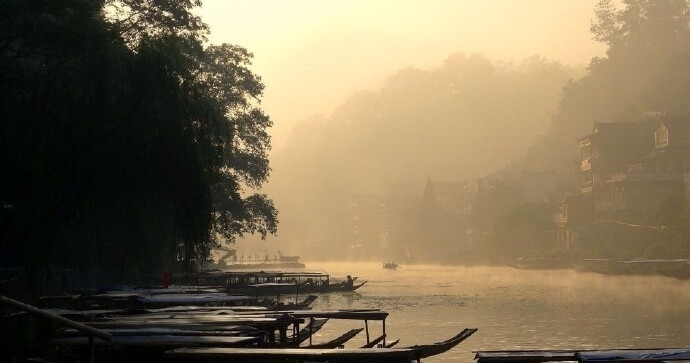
[365,320,370,344]
[382,318,386,346]
[0,295,112,341]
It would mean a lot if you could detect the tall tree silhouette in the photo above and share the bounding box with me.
[0,0,277,282]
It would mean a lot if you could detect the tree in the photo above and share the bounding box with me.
[0,0,276,284]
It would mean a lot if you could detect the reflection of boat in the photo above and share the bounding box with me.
[383,261,399,270]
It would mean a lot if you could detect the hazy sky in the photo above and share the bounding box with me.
[197,0,606,151]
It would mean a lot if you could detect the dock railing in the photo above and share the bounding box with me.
[0,294,111,362]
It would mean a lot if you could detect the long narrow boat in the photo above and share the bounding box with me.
[269,295,318,310]
[475,348,690,362]
[408,327,477,359]
[166,329,477,362]
[50,334,261,348]
[475,349,579,362]
[187,270,367,295]
[57,327,262,337]
[578,348,690,362]
[166,346,421,363]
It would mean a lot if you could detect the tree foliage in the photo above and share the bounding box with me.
[0,0,276,282]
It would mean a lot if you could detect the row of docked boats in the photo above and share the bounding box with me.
[1,278,478,362]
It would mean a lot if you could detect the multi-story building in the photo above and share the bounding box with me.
[606,117,690,213]
[559,116,690,254]
[577,121,655,210]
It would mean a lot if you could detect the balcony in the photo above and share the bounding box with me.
[580,181,593,194]
[581,157,591,171]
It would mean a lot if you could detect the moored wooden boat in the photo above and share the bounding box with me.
[475,348,690,362]
[167,346,420,363]
[185,270,366,295]
[409,327,477,359]
[5,293,477,362]
[578,348,690,361]
[475,349,578,362]
[267,294,318,310]
[165,328,478,362]
[50,334,261,348]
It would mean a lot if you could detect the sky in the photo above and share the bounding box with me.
[197,0,607,151]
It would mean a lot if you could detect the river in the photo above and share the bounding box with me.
[299,262,690,362]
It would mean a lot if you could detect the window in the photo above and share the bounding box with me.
[580,145,591,160]
[656,125,669,148]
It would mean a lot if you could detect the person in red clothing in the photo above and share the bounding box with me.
[161,265,170,288]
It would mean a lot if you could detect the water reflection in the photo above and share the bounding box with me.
[305,262,690,362]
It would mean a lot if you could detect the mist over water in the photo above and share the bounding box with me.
[299,262,690,362]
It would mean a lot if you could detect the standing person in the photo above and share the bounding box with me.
[161,265,170,289]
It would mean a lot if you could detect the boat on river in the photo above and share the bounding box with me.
[188,270,366,295]
[383,261,399,270]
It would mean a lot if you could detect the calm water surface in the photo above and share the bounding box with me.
[298,262,690,362]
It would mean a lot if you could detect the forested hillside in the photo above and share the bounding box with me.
[519,0,690,174]
[269,54,580,259]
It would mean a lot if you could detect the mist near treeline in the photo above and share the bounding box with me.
[239,0,690,262]
[5,0,690,280]
[260,55,580,260]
